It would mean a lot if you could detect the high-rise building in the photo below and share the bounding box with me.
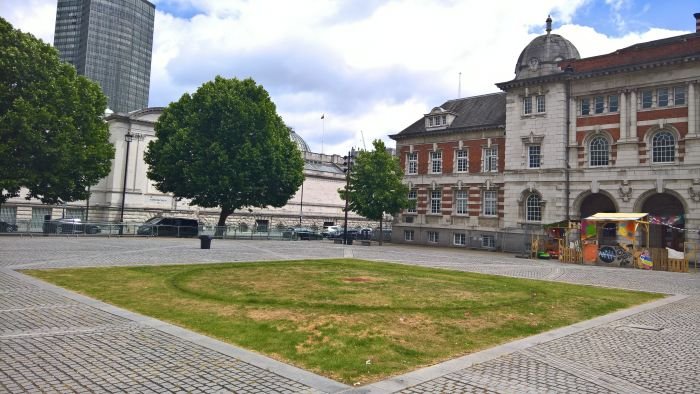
[53,0,155,113]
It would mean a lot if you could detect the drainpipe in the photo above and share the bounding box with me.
[564,71,573,222]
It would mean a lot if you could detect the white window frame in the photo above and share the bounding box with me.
[536,95,546,113]
[526,194,542,222]
[428,231,439,243]
[483,190,497,217]
[407,189,417,213]
[673,86,686,105]
[482,147,498,172]
[581,97,590,115]
[657,87,669,107]
[641,89,653,109]
[594,96,604,114]
[456,150,468,173]
[454,233,466,246]
[404,230,414,241]
[407,152,418,175]
[523,96,532,115]
[482,234,496,248]
[651,131,675,164]
[589,136,610,167]
[455,190,468,215]
[430,190,441,214]
[528,145,541,168]
[430,150,442,174]
[608,95,619,112]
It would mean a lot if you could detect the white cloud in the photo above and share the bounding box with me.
[1,0,693,155]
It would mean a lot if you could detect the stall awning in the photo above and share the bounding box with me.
[584,213,648,221]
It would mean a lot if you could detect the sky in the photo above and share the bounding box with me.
[1,0,697,156]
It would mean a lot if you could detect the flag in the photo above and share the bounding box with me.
[321,114,325,119]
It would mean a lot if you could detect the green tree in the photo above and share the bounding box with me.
[144,76,304,228]
[0,17,114,206]
[339,139,409,245]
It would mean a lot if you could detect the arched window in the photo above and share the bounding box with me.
[652,131,675,163]
[589,136,609,166]
[526,194,542,221]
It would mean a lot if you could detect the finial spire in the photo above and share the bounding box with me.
[546,15,552,34]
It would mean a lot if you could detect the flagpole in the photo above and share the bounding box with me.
[321,114,325,155]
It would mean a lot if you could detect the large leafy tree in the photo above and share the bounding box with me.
[340,139,409,245]
[0,17,114,206]
[145,76,304,227]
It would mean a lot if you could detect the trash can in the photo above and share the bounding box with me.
[199,235,212,249]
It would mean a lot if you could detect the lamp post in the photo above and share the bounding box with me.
[119,131,133,235]
[343,147,356,245]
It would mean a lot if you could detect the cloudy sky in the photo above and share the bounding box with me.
[1,0,697,155]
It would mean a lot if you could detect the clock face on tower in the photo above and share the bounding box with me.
[528,57,539,70]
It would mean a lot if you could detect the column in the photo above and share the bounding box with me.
[629,89,637,140]
[620,90,628,139]
[689,82,696,137]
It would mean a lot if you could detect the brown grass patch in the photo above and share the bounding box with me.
[342,276,383,283]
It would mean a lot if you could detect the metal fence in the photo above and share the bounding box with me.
[0,220,391,242]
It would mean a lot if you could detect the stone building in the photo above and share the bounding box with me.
[390,14,700,251]
[1,108,367,231]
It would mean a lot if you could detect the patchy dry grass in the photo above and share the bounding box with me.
[26,259,661,385]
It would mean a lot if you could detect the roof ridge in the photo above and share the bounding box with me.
[444,91,505,103]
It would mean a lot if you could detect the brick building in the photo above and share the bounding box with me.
[390,14,700,252]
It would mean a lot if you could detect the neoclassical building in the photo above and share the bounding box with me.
[391,14,700,251]
[1,107,366,231]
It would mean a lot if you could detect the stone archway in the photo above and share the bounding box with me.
[640,193,685,250]
[579,193,617,219]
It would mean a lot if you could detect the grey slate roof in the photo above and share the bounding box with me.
[390,92,506,140]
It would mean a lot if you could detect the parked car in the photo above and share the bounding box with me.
[283,227,322,240]
[137,217,199,237]
[0,219,18,233]
[43,218,101,234]
[334,229,359,240]
[358,228,373,240]
[321,225,341,238]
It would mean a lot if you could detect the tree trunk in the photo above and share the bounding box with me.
[379,216,383,246]
[216,207,234,236]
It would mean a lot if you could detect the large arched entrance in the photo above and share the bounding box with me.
[641,193,685,250]
[579,193,617,219]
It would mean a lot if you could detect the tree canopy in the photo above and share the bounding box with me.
[0,17,115,205]
[340,139,409,244]
[144,76,305,226]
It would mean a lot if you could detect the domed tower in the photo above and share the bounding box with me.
[289,129,310,153]
[514,16,580,80]
[497,16,581,229]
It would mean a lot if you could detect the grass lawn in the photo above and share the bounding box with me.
[26,259,662,385]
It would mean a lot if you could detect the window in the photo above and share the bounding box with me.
[428,231,439,243]
[657,88,669,107]
[608,95,619,112]
[482,234,495,248]
[526,194,542,221]
[430,151,442,173]
[454,233,466,246]
[456,150,468,172]
[674,86,686,105]
[594,96,604,114]
[536,95,546,113]
[641,90,653,109]
[430,190,441,214]
[455,190,468,215]
[483,190,497,216]
[428,117,433,126]
[652,131,675,163]
[404,230,414,241]
[65,208,85,220]
[581,98,590,115]
[483,147,498,172]
[407,189,417,213]
[407,152,418,175]
[523,96,532,114]
[528,145,541,168]
[589,136,609,166]
[441,115,447,125]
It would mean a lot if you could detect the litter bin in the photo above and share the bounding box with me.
[199,235,212,249]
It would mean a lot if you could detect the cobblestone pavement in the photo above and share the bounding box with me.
[1,237,699,393]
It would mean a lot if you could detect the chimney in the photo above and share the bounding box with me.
[695,13,700,32]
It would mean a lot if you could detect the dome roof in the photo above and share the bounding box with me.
[514,16,580,80]
[289,129,310,152]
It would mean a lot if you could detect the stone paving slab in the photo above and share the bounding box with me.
[1,237,699,393]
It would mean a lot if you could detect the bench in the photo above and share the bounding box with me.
[361,240,371,246]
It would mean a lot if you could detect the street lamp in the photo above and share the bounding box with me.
[343,147,356,245]
[119,131,133,235]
